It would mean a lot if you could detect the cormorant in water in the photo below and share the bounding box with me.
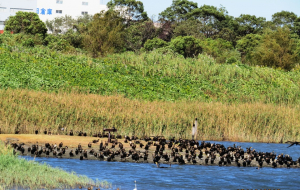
[156,162,171,168]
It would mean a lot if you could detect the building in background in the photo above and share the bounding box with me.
[0,0,107,31]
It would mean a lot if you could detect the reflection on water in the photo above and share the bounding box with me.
[23,141,300,190]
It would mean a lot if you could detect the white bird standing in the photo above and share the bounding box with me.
[133,180,137,190]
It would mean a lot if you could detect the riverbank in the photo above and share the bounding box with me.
[0,140,111,190]
[2,134,299,169]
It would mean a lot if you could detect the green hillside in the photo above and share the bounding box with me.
[0,42,299,104]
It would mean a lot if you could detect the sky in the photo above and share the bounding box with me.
[104,0,300,21]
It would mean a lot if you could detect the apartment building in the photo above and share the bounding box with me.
[0,0,107,30]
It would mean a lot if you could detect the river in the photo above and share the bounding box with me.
[23,140,300,190]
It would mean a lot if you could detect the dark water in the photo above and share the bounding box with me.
[23,141,300,190]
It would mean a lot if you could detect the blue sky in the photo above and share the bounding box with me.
[104,0,300,21]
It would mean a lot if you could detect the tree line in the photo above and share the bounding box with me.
[3,0,300,70]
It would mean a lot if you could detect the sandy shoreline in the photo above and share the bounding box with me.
[1,134,299,168]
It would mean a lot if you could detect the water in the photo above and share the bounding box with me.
[23,141,300,190]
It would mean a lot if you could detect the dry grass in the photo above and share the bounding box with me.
[0,88,300,143]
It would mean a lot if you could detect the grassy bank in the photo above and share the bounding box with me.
[0,42,300,104]
[0,141,110,189]
[1,38,300,143]
[1,88,300,143]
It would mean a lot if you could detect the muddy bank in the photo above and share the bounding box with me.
[2,134,299,169]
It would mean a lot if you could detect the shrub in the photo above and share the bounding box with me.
[169,36,202,58]
[251,27,299,70]
[44,35,72,51]
[4,12,47,36]
[22,38,35,47]
[143,37,168,51]
[200,38,235,63]
[10,33,44,48]
[62,30,83,48]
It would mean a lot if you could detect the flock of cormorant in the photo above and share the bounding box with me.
[7,130,300,169]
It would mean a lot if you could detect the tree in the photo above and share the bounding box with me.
[124,20,157,51]
[236,33,262,62]
[272,11,297,27]
[83,10,125,57]
[159,0,198,22]
[251,27,299,70]
[200,38,234,63]
[234,14,266,37]
[272,11,300,37]
[169,36,202,57]
[5,12,47,36]
[191,5,226,25]
[157,20,174,42]
[213,27,237,47]
[294,17,300,36]
[107,0,148,22]
[45,15,75,34]
[173,19,205,39]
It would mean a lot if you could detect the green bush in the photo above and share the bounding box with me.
[226,57,238,64]
[236,33,262,63]
[124,21,157,51]
[143,37,168,51]
[169,36,202,58]
[200,38,235,63]
[22,38,35,47]
[4,12,47,36]
[44,35,72,51]
[250,27,299,70]
[62,30,84,48]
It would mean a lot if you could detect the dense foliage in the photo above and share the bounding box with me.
[83,10,125,57]
[0,38,300,104]
[5,12,47,36]
[4,0,300,69]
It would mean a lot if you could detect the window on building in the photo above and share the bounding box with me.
[0,7,7,12]
[0,21,5,25]
[56,0,63,4]
[10,8,33,13]
[81,11,88,15]
[82,2,88,5]
[56,10,63,14]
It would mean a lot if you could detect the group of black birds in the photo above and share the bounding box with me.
[8,133,300,169]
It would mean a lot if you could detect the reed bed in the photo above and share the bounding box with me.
[0,141,110,189]
[0,88,299,143]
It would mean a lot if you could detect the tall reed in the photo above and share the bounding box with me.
[1,88,299,143]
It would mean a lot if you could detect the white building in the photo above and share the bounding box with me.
[0,0,107,30]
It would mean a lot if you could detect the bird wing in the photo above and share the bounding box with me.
[287,142,296,148]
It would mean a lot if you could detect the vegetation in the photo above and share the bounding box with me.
[0,39,300,104]
[0,88,300,143]
[1,0,300,143]
[0,141,109,189]
[5,12,47,36]
[3,0,300,69]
